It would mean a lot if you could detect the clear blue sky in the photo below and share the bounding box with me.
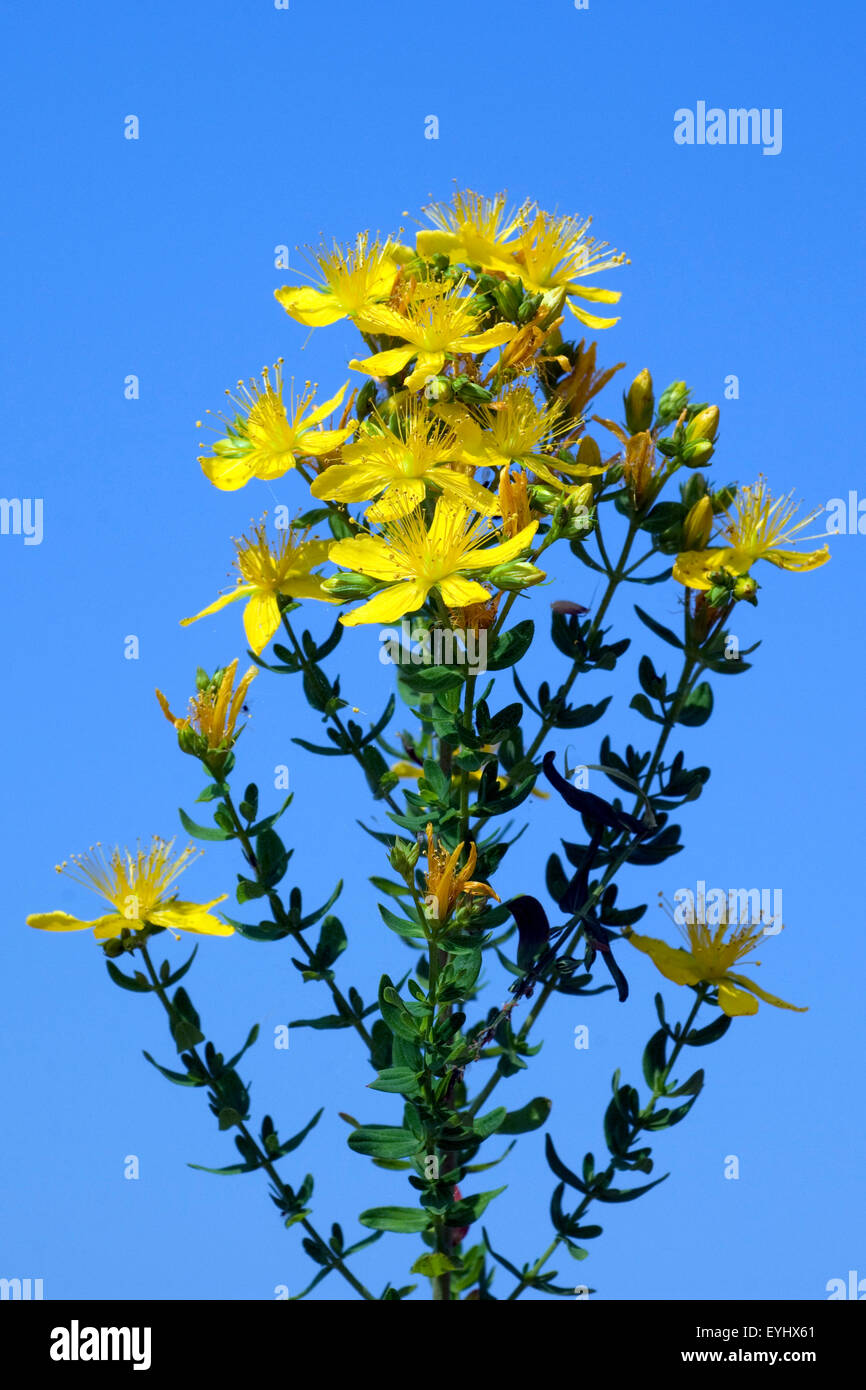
[3,0,864,1301]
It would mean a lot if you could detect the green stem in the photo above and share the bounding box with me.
[137,943,376,1301]
[523,518,639,764]
[220,788,374,1054]
[280,613,402,815]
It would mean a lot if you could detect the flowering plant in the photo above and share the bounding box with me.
[29,189,827,1301]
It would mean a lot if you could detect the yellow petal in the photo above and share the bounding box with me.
[243,591,282,654]
[349,346,416,379]
[726,972,807,1013]
[149,899,234,937]
[621,929,704,986]
[340,579,430,626]
[299,426,355,457]
[228,664,258,731]
[438,576,491,606]
[565,284,622,304]
[274,285,345,327]
[180,586,251,627]
[763,546,830,573]
[566,302,620,329]
[27,911,117,934]
[155,688,183,728]
[302,382,349,428]
[672,551,719,590]
[416,230,461,258]
[199,452,255,491]
[404,352,446,392]
[329,534,408,581]
[717,981,760,1016]
[459,521,538,571]
[460,323,518,353]
[433,470,499,514]
[312,462,386,504]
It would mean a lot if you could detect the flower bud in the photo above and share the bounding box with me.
[686,406,719,444]
[320,572,381,599]
[389,837,421,880]
[711,484,737,513]
[487,561,547,592]
[656,380,690,424]
[682,496,714,549]
[528,484,560,512]
[682,439,715,467]
[576,435,603,472]
[733,575,759,605]
[624,368,654,434]
[422,375,452,403]
[177,723,208,758]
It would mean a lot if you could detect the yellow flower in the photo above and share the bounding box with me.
[155,658,256,751]
[310,400,496,521]
[622,905,806,1018]
[500,208,627,328]
[274,233,406,329]
[553,339,625,420]
[454,387,606,490]
[423,823,499,922]
[674,480,830,590]
[329,495,537,626]
[181,520,337,655]
[415,188,528,269]
[198,361,353,491]
[27,838,231,940]
[350,279,517,392]
[498,466,534,537]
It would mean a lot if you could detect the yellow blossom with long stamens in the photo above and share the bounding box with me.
[416,188,529,269]
[274,233,407,330]
[501,208,627,329]
[498,466,534,538]
[453,387,608,490]
[674,480,830,590]
[350,279,517,392]
[329,495,537,626]
[155,658,256,751]
[27,838,232,940]
[198,361,353,492]
[311,400,497,522]
[622,896,806,1018]
[181,520,338,655]
[423,823,499,923]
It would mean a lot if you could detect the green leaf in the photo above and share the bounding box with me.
[348,1126,421,1160]
[634,604,683,650]
[682,1013,732,1047]
[359,1206,432,1234]
[368,1067,421,1096]
[593,1174,668,1203]
[411,1253,460,1277]
[177,807,232,841]
[275,1108,324,1157]
[256,828,290,888]
[487,620,534,671]
[473,1106,507,1139]
[676,681,714,727]
[105,960,152,993]
[630,692,665,724]
[141,1050,204,1087]
[669,1068,705,1097]
[498,1097,552,1134]
[315,915,347,968]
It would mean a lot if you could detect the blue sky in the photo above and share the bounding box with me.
[2,0,864,1301]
